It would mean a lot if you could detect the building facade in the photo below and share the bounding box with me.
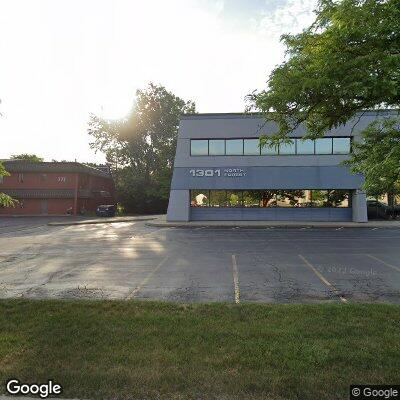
[167,110,395,222]
[0,161,115,216]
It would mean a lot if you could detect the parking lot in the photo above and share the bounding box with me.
[0,218,399,303]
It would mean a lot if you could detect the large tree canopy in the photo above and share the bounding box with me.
[88,83,195,213]
[248,0,400,196]
[248,0,399,137]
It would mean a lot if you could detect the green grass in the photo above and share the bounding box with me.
[0,300,399,400]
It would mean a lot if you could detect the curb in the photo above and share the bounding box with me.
[48,217,156,226]
[146,221,400,229]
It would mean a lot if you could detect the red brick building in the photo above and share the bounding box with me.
[0,160,115,216]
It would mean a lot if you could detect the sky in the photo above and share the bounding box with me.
[0,0,318,163]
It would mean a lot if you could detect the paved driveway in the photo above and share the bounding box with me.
[0,218,399,303]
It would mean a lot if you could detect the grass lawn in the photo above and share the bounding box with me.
[0,300,399,400]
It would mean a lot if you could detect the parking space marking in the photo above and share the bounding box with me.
[366,254,400,273]
[231,254,240,304]
[298,254,347,303]
[125,254,170,299]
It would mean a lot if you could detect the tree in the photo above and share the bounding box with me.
[344,118,400,201]
[11,154,43,162]
[0,162,16,208]
[248,0,400,196]
[88,83,196,213]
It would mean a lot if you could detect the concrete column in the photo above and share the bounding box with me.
[352,189,368,222]
[167,190,190,221]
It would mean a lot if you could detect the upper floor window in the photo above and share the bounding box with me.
[315,138,332,154]
[18,173,24,183]
[208,139,224,155]
[333,137,351,154]
[190,139,208,156]
[297,139,314,154]
[225,139,243,155]
[190,137,351,156]
[279,140,296,155]
[243,139,260,155]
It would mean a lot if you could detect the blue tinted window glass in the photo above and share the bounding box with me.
[208,140,225,155]
[243,139,260,155]
[315,138,332,154]
[333,137,351,154]
[297,139,314,154]
[225,139,243,155]
[191,140,208,155]
[261,142,278,155]
[279,140,296,155]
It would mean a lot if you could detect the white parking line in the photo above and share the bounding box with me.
[366,254,400,273]
[298,254,347,303]
[231,254,240,304]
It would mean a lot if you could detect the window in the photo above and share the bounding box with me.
[225,139,243,155]
[327,190,350,207]
[227,190,242,206]
[297,139,314,154]
[279,140,296,155]
[208,139,225,155]
[260,191,277,207]
[333,137,351,154]
[243,139,260,155]
[276,190,306,207]
[315,138,332,154]
[310,190,329,207]
[209,190,227,207]
[261,143,278,155]
[41,174,47,182]
[242,191,260,207]
[190,137,351,156]
[18,173,24,183]
[191,190,209,207]
[190,190,351,207]
[191,140,208,156]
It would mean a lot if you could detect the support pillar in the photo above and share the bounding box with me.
[352,189,368,222]
[167,190,190,221]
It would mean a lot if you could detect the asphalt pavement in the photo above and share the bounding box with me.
[0,218,399,303]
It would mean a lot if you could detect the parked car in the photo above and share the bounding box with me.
[96,204,116,217]
[367,200,394,220]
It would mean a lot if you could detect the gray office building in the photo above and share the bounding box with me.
[167,110,394,222]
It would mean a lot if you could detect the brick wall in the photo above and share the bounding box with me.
[0,169,115,216]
